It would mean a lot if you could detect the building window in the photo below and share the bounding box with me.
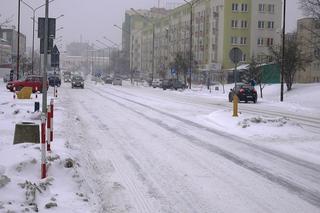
[232,3,238,12]
[241,3,248,12]
[258,21,265,29]
[267,21,274,29]
[241,20,248,28]
[267,38,274,46]
[241,54,247,62]
[232,20,238,28]
[258,4,265,12]
[268,4,275,13]
[231,36,238,44]
[257,38,264,46]
[240,37,247,45]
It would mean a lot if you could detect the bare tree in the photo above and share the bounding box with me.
[246,56,267,98]
[269,34,311,91]
[300,0,320,19]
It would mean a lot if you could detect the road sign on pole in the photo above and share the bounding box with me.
[229,47,243,88]
[38,18,56,39]
[229,47,242,65]
[51,45,60,68]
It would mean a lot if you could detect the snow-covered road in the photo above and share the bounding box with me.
[60,81,320,213]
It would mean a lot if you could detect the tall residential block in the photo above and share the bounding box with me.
[296,18,320,83]
[125,0,282,80]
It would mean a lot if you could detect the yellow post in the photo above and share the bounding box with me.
[233,95,238,117]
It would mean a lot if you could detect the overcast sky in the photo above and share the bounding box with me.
[0,0,304,50]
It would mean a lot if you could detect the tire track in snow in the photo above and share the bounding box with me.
[91,86,320,173]
[87,87,320,209]
[80,98,206,213]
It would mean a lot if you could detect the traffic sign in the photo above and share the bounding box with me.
[38,18,56,39]
[40,38,53,54]
[51,45,60,68]
[229,47,243,64]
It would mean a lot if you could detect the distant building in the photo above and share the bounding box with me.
[0,38,12,67]
[296,18,320,83]
[0,28,26,66]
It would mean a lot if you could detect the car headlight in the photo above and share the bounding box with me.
[72,82,75,84]
[81,82,84,84]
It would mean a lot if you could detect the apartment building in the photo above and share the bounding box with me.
[296,18,320,83]
[126,0,282,80]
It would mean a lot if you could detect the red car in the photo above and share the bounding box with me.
[6,75,48,93]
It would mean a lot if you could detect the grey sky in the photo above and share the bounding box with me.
[0,0,304,50]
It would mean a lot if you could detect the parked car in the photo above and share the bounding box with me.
[151,79,162,88]
[162,79,187,90]
[71,75,84,89]
[48,75,61,87]
[6,75,47,93]
[102,76,113,84]
[63,71,72,82]
[228,83,257,103]
[112,78,122,86]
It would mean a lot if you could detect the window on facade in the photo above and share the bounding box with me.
[241,20,248,28]
[267,38,274,46]
[241,54,247,62]
[268,21,274,29]
[258,21,265,29]
[232,3,238,12]
[258,4,265,12]
[232,20,238,28]
[268,4,275,13]
[241,3,248,12]
[257,38,264,46]
[240,37,247,45]
[231,36,238,44]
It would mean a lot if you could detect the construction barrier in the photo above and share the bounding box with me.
[17,87,32,99]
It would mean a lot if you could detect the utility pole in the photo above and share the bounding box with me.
[184,0,200,89]
[280,0,286,102]
[17,0,21,80]
[42,0,49,113]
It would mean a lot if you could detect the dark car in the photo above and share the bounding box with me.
[6,75,48,93]
[48,75,61,87]
[162,79,187,90]
[228,83,257,103]
[102,76,113,84]
[71,75,84,89]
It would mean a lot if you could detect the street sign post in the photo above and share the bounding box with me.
[229,47,243,87]
[51,45,60,68]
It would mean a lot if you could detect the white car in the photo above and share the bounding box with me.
[151,79,162,88]
[112,78,122,86]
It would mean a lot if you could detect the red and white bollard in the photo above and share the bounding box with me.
[47,106,52,152]
[13,87,16,99]
[41,113,47,179]
[50,98,54,142]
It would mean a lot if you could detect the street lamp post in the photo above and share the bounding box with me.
[96,39,111,75]
[20,0,56,74]
[184,0,200,89]
[17,0,21,79]
[113,24,134,84]
[130,8,156,83]
[280,0,286,102]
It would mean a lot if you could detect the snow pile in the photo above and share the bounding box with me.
[201,109,316,142]
[0,82,97,212]
[238,116,293,128]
